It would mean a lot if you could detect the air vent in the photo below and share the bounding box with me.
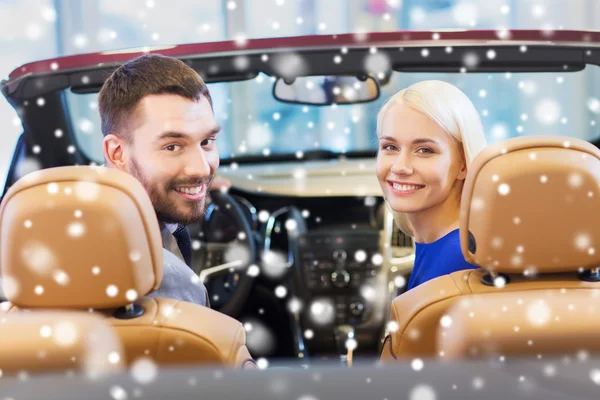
[389,225,414,260]
[391,227,412,248]
[385,212,414,265]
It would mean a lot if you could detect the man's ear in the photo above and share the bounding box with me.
[103,134,128,171]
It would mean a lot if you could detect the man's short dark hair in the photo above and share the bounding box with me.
[98,54,212,141]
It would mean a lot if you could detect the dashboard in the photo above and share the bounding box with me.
[194,158,415,359]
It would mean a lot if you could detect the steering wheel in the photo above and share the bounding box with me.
[191,190,257,317]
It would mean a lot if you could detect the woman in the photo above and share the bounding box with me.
[376,80,488,290]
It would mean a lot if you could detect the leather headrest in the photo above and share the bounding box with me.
[0,310,124,376]
[460,136,600,274]
[0,166,163,308]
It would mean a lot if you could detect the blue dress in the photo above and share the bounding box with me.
[407,229,477,290]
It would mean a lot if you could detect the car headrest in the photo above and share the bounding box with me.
[0,166,163,308]
[460,135,600,275]
[0,310,124,376]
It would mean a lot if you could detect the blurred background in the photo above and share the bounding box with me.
[1,0,600,181]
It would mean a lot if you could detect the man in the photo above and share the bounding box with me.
[99,54,219,307]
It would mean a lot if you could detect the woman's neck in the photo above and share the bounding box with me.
[408,186,462,244]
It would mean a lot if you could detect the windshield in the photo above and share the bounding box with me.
[66,67,600,164]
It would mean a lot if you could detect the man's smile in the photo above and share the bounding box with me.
[173,184,207,201]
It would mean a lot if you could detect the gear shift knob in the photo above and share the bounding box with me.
[334,324,355,367]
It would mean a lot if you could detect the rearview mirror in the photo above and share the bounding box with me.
[273,75,380,106]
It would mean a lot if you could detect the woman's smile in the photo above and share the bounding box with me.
[387,180,426,196]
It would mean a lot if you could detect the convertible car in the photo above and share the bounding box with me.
[2,29,600,399]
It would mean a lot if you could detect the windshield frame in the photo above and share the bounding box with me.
[2,39,600,185]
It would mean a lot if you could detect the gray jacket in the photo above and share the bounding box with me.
[148,248,210,307]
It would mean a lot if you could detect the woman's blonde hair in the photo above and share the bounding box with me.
[376,80,488,236]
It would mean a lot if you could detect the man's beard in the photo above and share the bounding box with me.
[129,157,214,225]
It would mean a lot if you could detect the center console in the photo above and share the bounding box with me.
[296,230,385,356]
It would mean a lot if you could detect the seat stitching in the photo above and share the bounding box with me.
[451,270,474,294]
[116,324,225,362]
[242,358,257,369]
[227,325,245,364]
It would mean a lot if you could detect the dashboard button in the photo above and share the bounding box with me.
[330,270,350,288]
[333,250,347,262]
[349,301,364,317]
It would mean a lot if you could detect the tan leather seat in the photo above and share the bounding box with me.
[0,311,124,376]
[438,289,600,359]
[381,136,600,361]
[0,166,255,369]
